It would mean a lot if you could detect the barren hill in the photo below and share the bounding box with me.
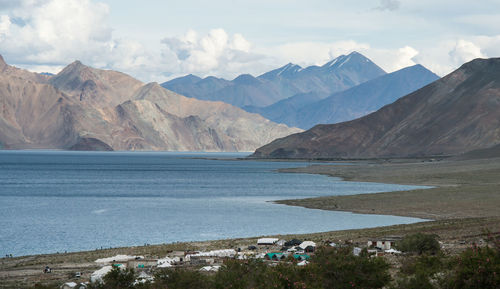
[0,56,300,151]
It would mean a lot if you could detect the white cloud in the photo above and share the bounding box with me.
[0,0,497,82]
[160,29,268,79]
[410,38,488,76]
[269,40,370,68]
[363,46,419,72]
[0,15,10,38]
[0,0,168,82]
[449,39,485,65]
[1,0,113,64]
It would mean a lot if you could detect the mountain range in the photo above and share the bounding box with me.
[244,64,439,129]
[0,55,300,151]
[162,52,386,108]
[252,57,500,159]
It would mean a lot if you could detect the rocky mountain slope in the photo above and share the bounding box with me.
[0,56,300,151]
[245,64,439,129]
[162,52,386,108]
[252,58,500,159]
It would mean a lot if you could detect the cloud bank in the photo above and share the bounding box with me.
[0,0,498,81]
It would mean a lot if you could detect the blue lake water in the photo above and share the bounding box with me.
[0,151,428,256]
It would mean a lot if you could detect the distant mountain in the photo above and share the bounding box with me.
[248,64,438,129]
[252,57,500,159]
[0,56,300,151]
[243,92,323,128]
[162,51,386,108]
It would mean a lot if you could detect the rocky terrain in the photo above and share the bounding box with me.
[0,55,301,151]
[252,57,500,159]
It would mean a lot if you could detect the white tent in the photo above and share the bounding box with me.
[157,257,177,268]
[95,255,143,264]
[188,249,236,258]
[276,239,286,246]
[297,260,309,266]
[60,282,77,289]
[133,271,154,285]
[299,241,316,249]
[90,266,114,283]
[257,238,279,245]
[199,265,221,272]
[385,248,402,254]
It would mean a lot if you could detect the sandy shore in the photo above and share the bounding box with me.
[276,156,500,220]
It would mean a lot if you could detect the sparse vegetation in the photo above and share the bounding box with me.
[395,233,440,255]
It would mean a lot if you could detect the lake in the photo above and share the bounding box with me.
[0,151,428,256]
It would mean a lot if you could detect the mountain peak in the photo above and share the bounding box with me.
[55,60,90,77]
[457,57,500,74]
[323,51,372,68]
[258,62,302,80]
[66,60,86,70]
[233,74,260,85]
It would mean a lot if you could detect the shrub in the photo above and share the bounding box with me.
[154,268,212,289]
[214,259,272,289]
[399,254,444,276]
[441,244,500,289]
[309,247,391,289]
[89,266,136,289]
[396,233,440,255]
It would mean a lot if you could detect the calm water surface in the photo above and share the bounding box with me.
[0,151,428,256]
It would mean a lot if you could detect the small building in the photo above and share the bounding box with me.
[258,238,279,245]
[367,237,401,251]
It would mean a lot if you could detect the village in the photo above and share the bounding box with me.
[57,236,404,289]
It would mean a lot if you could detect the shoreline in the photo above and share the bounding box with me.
[273,156,500,220]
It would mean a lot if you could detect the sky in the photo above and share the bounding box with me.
[1,0,500,82]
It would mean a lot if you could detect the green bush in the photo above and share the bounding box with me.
[309,247,391,289]
[214,259,273,289]
[154,268,212,289]
[399,254,444,276]
[396,233,440,255]
[89,266,136,289]
[441,244,500,289]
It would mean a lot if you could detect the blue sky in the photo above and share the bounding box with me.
[1,0,500,82]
